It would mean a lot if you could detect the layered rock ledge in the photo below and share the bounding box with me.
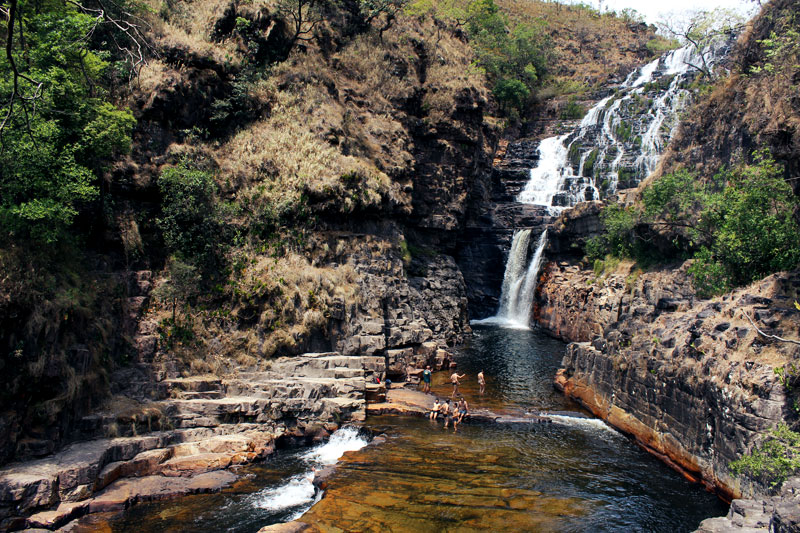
[696,477,800,532]
[540,262,800,501]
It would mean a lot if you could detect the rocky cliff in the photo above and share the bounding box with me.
[542,259,799,499]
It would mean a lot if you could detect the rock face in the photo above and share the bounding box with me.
[0,352,352,528]
[0,338,459,530]
[457,138,555,318]
[696,477,800,532]
[540,260,800,500]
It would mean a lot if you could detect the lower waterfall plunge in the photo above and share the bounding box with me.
[473,229,548,329]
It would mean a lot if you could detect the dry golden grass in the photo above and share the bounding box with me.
[204,250,361,363]
[498,0,659,89]
[216,84,397,214]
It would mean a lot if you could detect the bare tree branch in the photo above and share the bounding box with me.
[742,310,800,346]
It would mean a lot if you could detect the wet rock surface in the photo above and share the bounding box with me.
[457,136,555,319]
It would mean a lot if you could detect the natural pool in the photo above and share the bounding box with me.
[71,325,728,532]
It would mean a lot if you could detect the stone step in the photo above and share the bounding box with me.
[163,377,224,393]
[175,391,225,400]
[365,383,386,403]
[332,367,364,379]
[224,377,365,399]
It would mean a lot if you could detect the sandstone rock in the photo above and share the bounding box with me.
[546,264,800,502]
[257,521,312,532]
[88,470,236,513]
[159,453,233,477]
[26,500,89,529]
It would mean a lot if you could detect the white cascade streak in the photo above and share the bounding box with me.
[515,40,730,210]
[473,230,548,329]
[251,426,368,516]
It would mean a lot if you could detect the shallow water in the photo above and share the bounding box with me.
[75,326,728,532]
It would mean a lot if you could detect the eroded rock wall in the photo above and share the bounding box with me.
[538,261,800,499]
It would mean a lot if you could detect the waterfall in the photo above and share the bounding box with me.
[516,39,731,211]
[474,230,548,329]
[477,39,733,328]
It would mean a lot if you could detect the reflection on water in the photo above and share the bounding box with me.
[428,325,580,414]
[75,325,728,532]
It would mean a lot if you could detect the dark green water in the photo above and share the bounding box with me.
[74,325,728,532]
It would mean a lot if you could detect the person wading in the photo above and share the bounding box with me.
[443,400,453,429]
[477,370,485,395]
[450,371,465,397]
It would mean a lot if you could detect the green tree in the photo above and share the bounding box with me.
[589,151,800,297]
[492,78,529,115]
[152,256,201,322]
[0,1,137,243]
[689,154,800,294]
[156,162,223,268]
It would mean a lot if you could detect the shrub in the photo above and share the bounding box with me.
[493,78,530,115]
[730,423,800,490]
[157,162,225,268]
[589,151,800,297]
[561,99,586,120]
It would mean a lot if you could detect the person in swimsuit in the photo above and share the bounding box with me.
[422,365,432,393]
[430,398,440,420]
[457,397,469,424]
[477,370,485,395]
[450,371,465,397]
[443,400,453,429]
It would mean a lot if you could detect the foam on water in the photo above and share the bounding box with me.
[470,316,531,330]
[302,426,369,465]
[546,414,622,439]
[253,475,316,512]
[251,426,369,516]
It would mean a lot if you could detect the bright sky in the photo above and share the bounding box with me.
[575,0,757,24]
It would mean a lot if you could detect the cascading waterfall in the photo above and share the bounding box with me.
[517,39,731,212]
[475,230,548,329]
[481,39,732,328]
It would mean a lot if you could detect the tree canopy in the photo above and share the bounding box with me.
[0,0,139,243]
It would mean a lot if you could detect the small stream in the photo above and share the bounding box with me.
[74,325,728,532]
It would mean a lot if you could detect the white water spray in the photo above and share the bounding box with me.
[474,230,548,329]
[252,427,368,516]
[516,40,730,210]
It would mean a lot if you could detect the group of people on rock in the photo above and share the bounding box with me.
[420,365,487,432]
[429,396,469,431]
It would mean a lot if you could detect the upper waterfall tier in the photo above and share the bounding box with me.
[517,39,732,212]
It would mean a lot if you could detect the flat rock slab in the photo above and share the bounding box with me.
[366,402,428,416]
[494,415,552,424]
[88,470,237,513]
[258,521,314,532]
[370,390,552,424]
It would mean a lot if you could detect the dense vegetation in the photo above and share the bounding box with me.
[730,423,800,491]
[0,0,137,244]
[587,152,800,297]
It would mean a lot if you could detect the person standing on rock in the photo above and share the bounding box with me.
[477,370,485,395]
[422,365,432,393]
[450,371,465,397]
